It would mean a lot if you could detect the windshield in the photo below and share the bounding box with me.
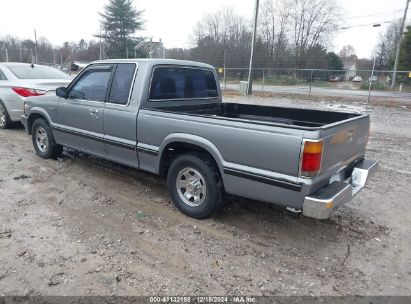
[8,65,71,80]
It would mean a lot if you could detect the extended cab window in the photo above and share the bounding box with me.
[108,63,136,105]
[149,67,218,101]
[69,70,111,102]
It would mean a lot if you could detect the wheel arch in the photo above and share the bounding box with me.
[157,134,226,181]
[0,97,10,113]
[27,108,52,134]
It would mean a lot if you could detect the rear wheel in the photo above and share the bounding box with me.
[167,153,222,219]
[0,101,11,129]
[32,118,63,159]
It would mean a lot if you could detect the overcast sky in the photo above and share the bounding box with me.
[0,0,410,59]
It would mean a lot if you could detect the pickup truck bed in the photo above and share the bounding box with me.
[155,102,362,129]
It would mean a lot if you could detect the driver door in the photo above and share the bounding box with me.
[55,65,113,157]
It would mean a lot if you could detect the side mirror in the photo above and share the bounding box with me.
[56,87,68,98]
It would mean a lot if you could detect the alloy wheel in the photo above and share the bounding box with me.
[176,167,207,207]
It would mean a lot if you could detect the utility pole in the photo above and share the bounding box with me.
[160,38,165,59]
[247,0,259,95]
[19,45,22,62]
[5,48,8,62]
[223,49,227,91]
[149,37,153,58]
[391,0,410,90]
[126,47,129,59]
[99,34,103,60]
[368,57,377,104]
[34,29,39,64]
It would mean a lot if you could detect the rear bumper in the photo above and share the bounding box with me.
[303,159,378,219]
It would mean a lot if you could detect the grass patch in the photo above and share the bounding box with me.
[262,75,303,86]
[136,211,149,221]
[360,81,390,91]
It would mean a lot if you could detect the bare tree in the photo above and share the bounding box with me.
[190,1,342,69]
[290,0,341,68]
[191,7,251,67]
[339,45,355,61]
[258,0,290,67]
[374,20,402,69]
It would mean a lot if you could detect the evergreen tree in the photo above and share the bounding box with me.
[327,52,343,70]
[99,0,144,58]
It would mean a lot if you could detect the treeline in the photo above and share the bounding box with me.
[1,0,409,72]
[0,0,344,69]
[168,0,410,72]
[0,0,146,65]
[168,0,344,70]
[0,36,101,65]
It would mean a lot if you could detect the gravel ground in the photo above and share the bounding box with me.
[0,95,410,296]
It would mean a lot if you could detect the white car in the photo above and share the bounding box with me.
[0,62,71,129]
[369,76,378,82]
[352,76,363,82]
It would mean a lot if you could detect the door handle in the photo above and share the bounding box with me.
[89,108,100,119]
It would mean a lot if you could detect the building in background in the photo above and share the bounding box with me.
[343,59,357,81]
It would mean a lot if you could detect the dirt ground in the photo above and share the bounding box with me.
[0,95,410,296]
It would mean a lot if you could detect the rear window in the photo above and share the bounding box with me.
[149,67,218,101]
[8,65,70,80]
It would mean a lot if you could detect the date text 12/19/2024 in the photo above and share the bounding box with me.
[149,296,257,303]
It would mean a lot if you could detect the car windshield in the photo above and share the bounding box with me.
[8,65,71,80]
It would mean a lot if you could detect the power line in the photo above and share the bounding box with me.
[341,19,398,30]
[344,9,403,21]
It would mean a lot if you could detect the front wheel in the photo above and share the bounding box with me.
[167,153,222,219]
[32,119,63,159]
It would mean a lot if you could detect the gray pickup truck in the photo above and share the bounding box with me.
[21,59,377,220]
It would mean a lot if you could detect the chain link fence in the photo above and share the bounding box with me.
[218,68,411,101]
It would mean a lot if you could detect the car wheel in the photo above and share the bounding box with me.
[32,118,63,159]
[0,101,11,129]
[167,153,222,219]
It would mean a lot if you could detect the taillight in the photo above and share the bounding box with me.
[12,87,46,97]
[301,140,323,177]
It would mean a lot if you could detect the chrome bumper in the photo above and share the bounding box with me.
[303,159,378,219]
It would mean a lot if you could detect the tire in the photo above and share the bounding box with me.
[167,153,222,219]
[0,101,12,129]
[31,118,63,159]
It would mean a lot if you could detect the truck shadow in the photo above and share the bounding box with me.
[218,194,388,248]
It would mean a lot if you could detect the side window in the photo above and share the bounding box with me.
[69,70,111,102]
[0,69,7,80]
[149,67,218,101]
[108,63,136,105]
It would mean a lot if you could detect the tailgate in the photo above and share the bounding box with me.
[320,115,370,174]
